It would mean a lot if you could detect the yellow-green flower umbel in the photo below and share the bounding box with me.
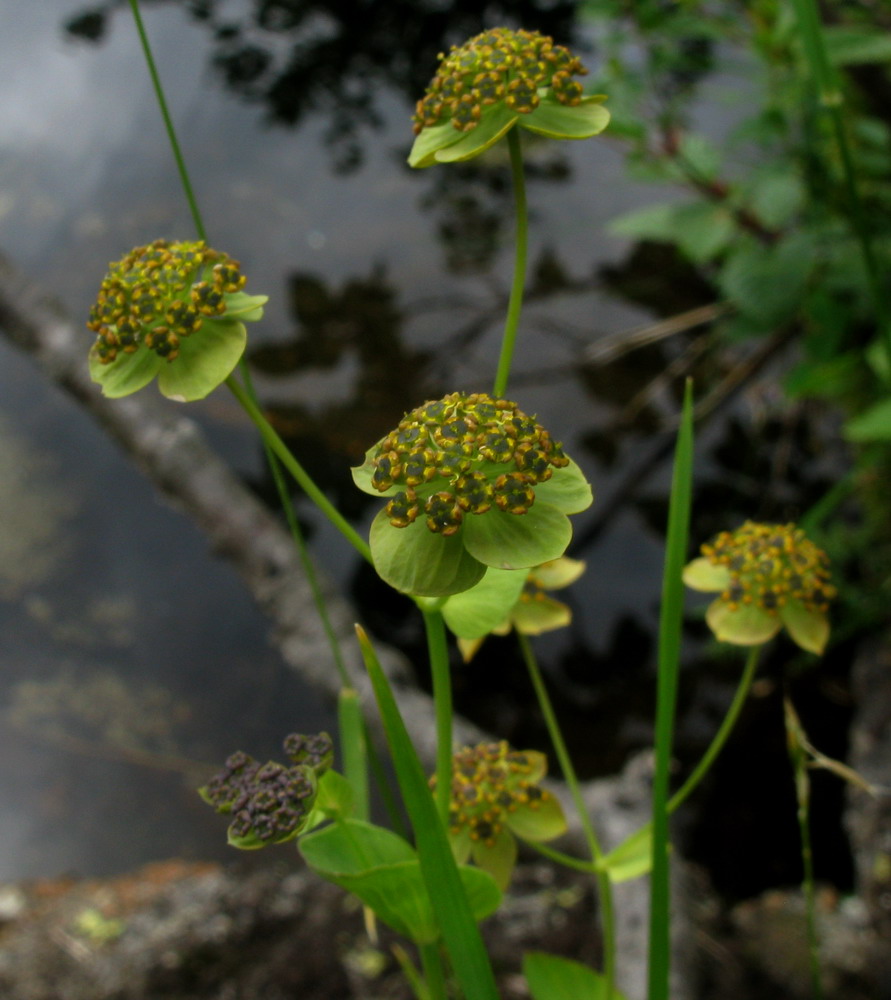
[409,27,609,168]
[88,239,267,401]
[433,741,567,890]
[683,521,835,655]
[352,392,593,597]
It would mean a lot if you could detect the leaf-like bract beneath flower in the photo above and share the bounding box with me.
[780,599,829,655]
[432,105,518,164]
[522,97,610,140]
[441,568,527,639]
[369,508,486,596]
[157,319,247,401]
[706,599,782,646]
[682,557,731,592]
[532,459,593,514]
[462,502,572,570]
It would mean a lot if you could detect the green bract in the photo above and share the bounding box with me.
[409,27,609,168]
[441,556,587,661]
[434,741,567,890]
[683,521,835,655]
[352,392,593,597]
[88,238,268,401]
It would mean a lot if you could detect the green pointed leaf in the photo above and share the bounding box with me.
[844,397,891,441]
[706,599,781,646]
[780,600,829,655]
[434,105,518,163]
[720,234,816,326]
[824,25,891,65]
[89,344,163,398]
[156,319,247,401]
[521,98,610,140]
[682,556,731,592]
[524,952,629,1000]
[463,503,572,570]
[531,459,593,514]
[408,120,466,169]
[596,826,654,883]
[609,202,679,242]
[440,568,527,640]
[369,509,486,596]
[673,201,736,263]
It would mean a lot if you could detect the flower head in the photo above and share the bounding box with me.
[88,238,268,401]
[409,27,609,168]
[199,731,332,848]
[683,521,835,654]
[352,392,593,597]
[433,741,566,889]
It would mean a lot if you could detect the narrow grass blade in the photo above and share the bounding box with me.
[647,378,694,1000]
[355,626,502,1000]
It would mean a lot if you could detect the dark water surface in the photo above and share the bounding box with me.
[0,1,853,893]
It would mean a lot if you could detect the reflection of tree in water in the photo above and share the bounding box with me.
[248,265,437,516]
[66,0,581,171]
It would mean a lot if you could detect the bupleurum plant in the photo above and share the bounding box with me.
[432,741,566,890]
[352,392,593,597]
[88,238,267,401]
[409,27,610,168]
[683,520,836,654]
[200,732,333,848]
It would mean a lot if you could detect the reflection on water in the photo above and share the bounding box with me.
[0,416,76,600]
[0,0,855,895]
[67,0,580,171]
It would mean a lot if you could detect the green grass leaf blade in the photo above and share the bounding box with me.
[355,626,502,1000]
[648,378,694,1000]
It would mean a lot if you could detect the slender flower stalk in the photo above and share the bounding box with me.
[128,0,206,242]
[493,128,529,398]
[518,633,617,997]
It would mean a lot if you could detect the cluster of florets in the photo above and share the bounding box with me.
[438,741,551,848]
[412,27,587,135]
[372,392,569,535]
[700,521,835,616]
[87,238,247,365]
[202,732,332,845]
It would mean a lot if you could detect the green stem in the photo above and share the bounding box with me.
[492,128,528,398]
[518,633,617,998]
[225,375,371,562]
[798,771,823,1000]
[668,647,760,813]
[519,837,598,874]
[424,609,453,826]
[419,942,448,1000]
[128,0,207,242]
